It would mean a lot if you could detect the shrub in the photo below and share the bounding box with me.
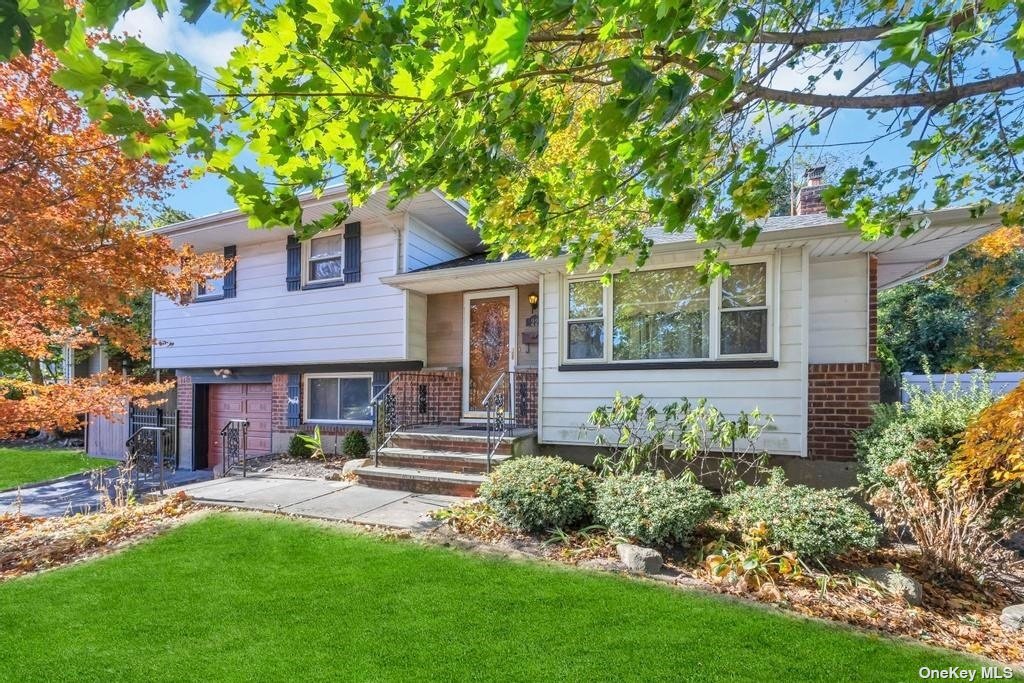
[478,457,596,532]
[287,432,309,459]
[342,430,370,458]
[855,379,992,494]
[872,461,1022,586]
[948,383,1024,495]
[593,472,716,546]
[724,469,879,559]
[587,393,773,491]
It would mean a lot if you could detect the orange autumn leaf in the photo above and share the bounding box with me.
[0,45,223,435]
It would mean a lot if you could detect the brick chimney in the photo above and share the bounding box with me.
[796,165,826,215]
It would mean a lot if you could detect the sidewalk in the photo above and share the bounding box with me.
[170,476,461,531]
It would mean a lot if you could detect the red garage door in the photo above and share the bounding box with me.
[208,383,272,470]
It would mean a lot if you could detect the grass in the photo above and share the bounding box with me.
[0,446,115,490]
[0,513,998,682]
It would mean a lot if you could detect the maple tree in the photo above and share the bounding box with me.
[0,45,222,438]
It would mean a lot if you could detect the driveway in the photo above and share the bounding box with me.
[172,476,460,531]
[0,468,212,518]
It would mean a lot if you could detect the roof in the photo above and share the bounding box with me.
[384,205,1002,294]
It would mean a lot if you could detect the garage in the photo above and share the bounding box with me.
[206,383,273,471]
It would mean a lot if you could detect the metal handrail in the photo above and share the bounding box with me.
[483,372,511,473]
[371,375,401,466]
[219,419,249,477]
[124,426,169,494]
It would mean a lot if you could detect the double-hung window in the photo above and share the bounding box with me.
[304,374,373,424]
[564,258,772,364]
[307,234,344,283]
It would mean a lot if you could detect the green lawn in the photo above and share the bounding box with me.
[0,446,115,490]
[0,514,998,682]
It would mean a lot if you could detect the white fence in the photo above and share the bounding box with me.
[901,370,1024,403]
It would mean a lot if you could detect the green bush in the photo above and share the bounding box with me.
[593,473,716,546]
[287,432,309,459]
[855,379,992,493]
[342,430,369,458]
[724,469,879,559]
[478,457,596,532]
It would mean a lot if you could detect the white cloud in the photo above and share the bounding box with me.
[116,0,243,78]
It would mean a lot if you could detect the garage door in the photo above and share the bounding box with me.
[208,383,272,470]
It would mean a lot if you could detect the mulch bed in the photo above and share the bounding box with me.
[432,501,1024,666]
[0,492,198,581]
[239,454,352,480]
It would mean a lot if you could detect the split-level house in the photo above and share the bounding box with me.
[148,174,999,495]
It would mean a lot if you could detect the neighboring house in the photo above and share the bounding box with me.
[149,177,1000,492]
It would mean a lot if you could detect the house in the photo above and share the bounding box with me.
[148,174,1000,493]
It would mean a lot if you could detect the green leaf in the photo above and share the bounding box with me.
[609,58,654,95]
[180,0,211,23]
[484,10,530,66]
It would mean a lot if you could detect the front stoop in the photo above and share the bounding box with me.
[355,430,536,496]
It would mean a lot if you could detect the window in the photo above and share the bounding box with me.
[307,234,344,282]
[612,268,709,360]
[197,275,224,299]
[567,280,604,359]
[720,262,768,355]
[304,374,373,423]
[564,259,772,364]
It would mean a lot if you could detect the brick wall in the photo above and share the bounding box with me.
[177,374,193,429]
[271,373,290,431]
[388,368,462,425]
[806,255,880,461]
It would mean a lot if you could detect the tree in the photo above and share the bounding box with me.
[0,46,221,438]
[5,0,1023,276]
[879,226,1024,373]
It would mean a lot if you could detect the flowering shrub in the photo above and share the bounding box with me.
[479,457,595,532]
[724,469,879,559]
[593,472,716,546]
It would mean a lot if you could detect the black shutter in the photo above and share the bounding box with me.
[222,245,237,298]
[286,235,301,291]
[343,222,361,283]
[287,374,300,427]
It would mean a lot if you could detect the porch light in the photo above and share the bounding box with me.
[528,293,539,311]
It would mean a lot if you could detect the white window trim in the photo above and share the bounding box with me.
[302,372,374,425]
[561,255,776,364]
[302,230,346,286]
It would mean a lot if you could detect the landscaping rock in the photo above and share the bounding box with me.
[341,458,370,476]
[863,567,923,605]
[615,543,663,574]
[1001,604,1024,632]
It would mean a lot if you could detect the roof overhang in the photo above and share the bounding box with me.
[145,185,471,252]
[381,205,1001,294]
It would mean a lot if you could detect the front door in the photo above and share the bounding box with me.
[463,289,517,417]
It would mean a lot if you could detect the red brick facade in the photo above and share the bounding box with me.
[388,368,463,426]
[177,374,193,429]
[806,256,880,461]
[271,373,291,431]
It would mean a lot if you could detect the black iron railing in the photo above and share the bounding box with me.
[124,426,174,494]
[371,371,462,465]
[220,419,249,477]
[483,371,536,472]
[128,403,177,465]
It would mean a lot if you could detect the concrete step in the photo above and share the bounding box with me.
[389,430,534,456]
[377,447,509,475]
[353,465,485,497]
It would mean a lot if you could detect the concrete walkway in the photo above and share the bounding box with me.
[0,468,212,518]
[171,476,461,531]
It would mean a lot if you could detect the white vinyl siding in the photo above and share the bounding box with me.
[809,254,870,364]
[540,248,806,456]
[152,218,410,368]
[405,214,468,271]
